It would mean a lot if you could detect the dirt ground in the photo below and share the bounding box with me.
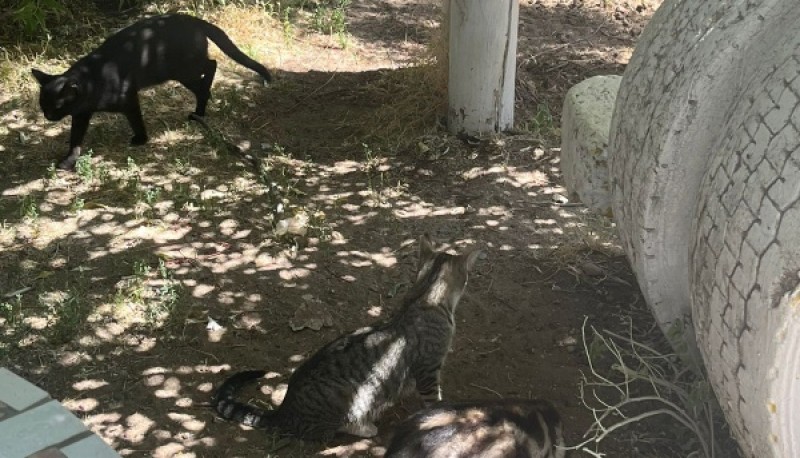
[0,0,736,457]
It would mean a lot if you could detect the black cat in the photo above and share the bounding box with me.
[32,13,272,170]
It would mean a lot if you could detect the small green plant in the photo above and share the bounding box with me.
[70,196,85,213]
[74,152,94,182]
[139,185,161,207]
[114,259,181,329]
[311,0,350,35]
[0,297,23,328]
[139,185,162,219]
[148,259,179,323]
[9,0,66,38]
[307,209,332,240]
[0,296,25,359]
[125,156,140,176]
[46,163,57,181]
[362,143,387,205]
[331,0,349,45]
[311,6,326,31]
[19,194,39,220]
[133,259,150,278]
[527,103,555,137]
[48,293,85,344]
[336,29,349,49]
[281,7,295,42]
[172,157,193,175]
[96,163,112,184]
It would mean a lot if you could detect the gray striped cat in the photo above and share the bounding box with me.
[212,234,481,441]
[385,399,566,458]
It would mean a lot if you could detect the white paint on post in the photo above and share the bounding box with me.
[447,0,519,134]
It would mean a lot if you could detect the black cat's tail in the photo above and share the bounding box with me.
[198,19,273,83]
[212,370,280,428]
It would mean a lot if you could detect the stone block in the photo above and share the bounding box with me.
[560,75,621,217]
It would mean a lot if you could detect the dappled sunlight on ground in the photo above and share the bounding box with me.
[0,125,619,455]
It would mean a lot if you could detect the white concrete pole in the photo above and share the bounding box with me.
[447,0,519,135]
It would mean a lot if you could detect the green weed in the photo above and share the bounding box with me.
[311,0,350,36]
[70,196,85,213]
[75,152,94,183]
[148,259,179,324]
[48,293,86,344]
[0,296,24,328]
[281,7,295,43]
[19,194,39,220]
[362,143,387,205]
[125,156,140,177]
[46,163,57,181]
[527,103,556,138]
[114,259,181,329]
[8,0,66,39]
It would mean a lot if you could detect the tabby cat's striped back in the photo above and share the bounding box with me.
[385,399,566,458]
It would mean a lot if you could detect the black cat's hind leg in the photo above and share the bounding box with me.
[124,93,149,145]
[184,59,217,120]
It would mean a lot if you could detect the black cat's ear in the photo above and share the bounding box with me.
[31,69,54,86]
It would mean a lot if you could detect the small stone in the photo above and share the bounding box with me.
[580,261,604,277]
[289,298,333,331]
[556,335,578,347]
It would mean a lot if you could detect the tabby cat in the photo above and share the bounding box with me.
[212,234,481,441]
[385,399,566,458]
[32,13,272,170]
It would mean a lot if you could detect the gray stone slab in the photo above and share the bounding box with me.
[0,400,87,458]
[560,75,621,217]
[61,435,120,458]
[0,368,49,411]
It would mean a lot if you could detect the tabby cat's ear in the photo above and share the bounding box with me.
[418,233,436,268]
[31,69,55,86]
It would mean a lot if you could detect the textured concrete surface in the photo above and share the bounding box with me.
[0,368,120,458]
[609,0,770,342]
[609,0,800,456]
[688,9,800,455]
[560,75,620,216]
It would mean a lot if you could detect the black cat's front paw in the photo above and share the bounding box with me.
[130,134,148,146]
[57,153,78,171]
[188,113,209,129]
[56,158,75,172]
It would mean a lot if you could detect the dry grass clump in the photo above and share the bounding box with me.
[364,4,449,148]
[574,318,738,458]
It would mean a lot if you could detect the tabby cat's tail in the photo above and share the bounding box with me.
[197,19,273,83]
[212,370,280,428]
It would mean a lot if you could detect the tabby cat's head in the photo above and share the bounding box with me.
[413,234,482,310]
[31,69,82,121]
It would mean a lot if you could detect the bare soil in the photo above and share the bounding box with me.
[0,1,728,457]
